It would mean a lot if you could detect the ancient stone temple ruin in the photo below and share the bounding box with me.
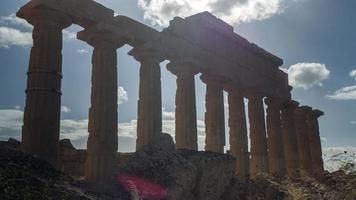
[17,0,325,184]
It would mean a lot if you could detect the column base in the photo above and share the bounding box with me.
[286,167,300,179]
[85,154,117,184]
[250,154,269,177]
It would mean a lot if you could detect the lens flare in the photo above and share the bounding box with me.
[118,173,168,199]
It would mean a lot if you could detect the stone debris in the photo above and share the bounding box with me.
[1,142,356,200]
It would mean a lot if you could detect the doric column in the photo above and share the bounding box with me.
[294,106,313,176]
[248,94,269,177]
[78,30,124,184]
[201,74,226,153]
[17,7,71,168]
[307,110,324,176]
[226,84,249,180]
[265,97,285,176]
[129,47,165,150]
[167,60,199,150]
[281,100,300,178]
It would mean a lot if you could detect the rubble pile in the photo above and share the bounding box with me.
[0,137,355,200]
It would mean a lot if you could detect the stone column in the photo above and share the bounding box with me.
[294,106,313,176]
[226,84,249,180]
[201,74,226,153]
[78,30,124,184]
[248,94,269,177]
[129,47,164,150]
[281,100,300,178]
[17,7,71,168]
[265,97,285,176]
[307,110,324,176]
[167,61,199,150]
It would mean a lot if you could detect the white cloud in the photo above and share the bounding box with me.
[0,13,31,29]
[77,49,89,54]
[60,119,89,141]
[0,109,86,142]
[326,85,356,100]
[119,120,137,138]
[63,30,76,40]
[118,86,129,105]
[279,67,289,73]
[117,116,207,151]
[0,109,23,137]
[0,105,208,151]
[61,105,71,113]
[349,69,356,80]
[0,13,76,48]
[13,105,21,110]
[0,108,134,151]
[325,69,356,100]
[162,108,175,120]
[138,0,285,27]
[351,121,356,125]
[0,27,32,48]
[288,63,330,89]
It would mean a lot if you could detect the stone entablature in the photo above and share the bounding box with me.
[18,0,289,100]
[16,0,326,184]
[164,12,283,75]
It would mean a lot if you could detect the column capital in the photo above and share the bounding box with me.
[264,96,283,107]
[307,109,324,119]
[166,58,200,76]
[287,85,293,92]
[224,82,244,94]
[200,74,227,85]
[247,93,265,102]
[17,6,72,28]
[128,44,165,63]
[282,100,299,110]
[77,28,125,49]
[295,106,312,116]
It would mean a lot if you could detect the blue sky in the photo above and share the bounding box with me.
[0,0,355,152]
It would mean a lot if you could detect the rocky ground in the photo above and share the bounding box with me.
[1,136,355,200]
[0,145,134,200]
[222,171,356,200]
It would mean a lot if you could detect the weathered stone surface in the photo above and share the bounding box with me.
[179,150,236,200]
[307,110,325,176]
[58,139,86,178]
[201,74,226,153]
[294,106,313,176]
[17,0,114,27]
[79,32,121,184]
[120,133,235,200]
[226,84,249,180]
[162,12,288,99]
[167,60,199,150]
[120,135,197,200]
[248,94,269,177]
[14,0,327,185]
[0,138,21,149]
[129,46,165,151]
[1,139,344,200]
[0,146,133,200]
[265,97,286,177]
[221,175,292,200]
[281,100,300,178]
[21,0,290,100]
[19,7,71,168]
